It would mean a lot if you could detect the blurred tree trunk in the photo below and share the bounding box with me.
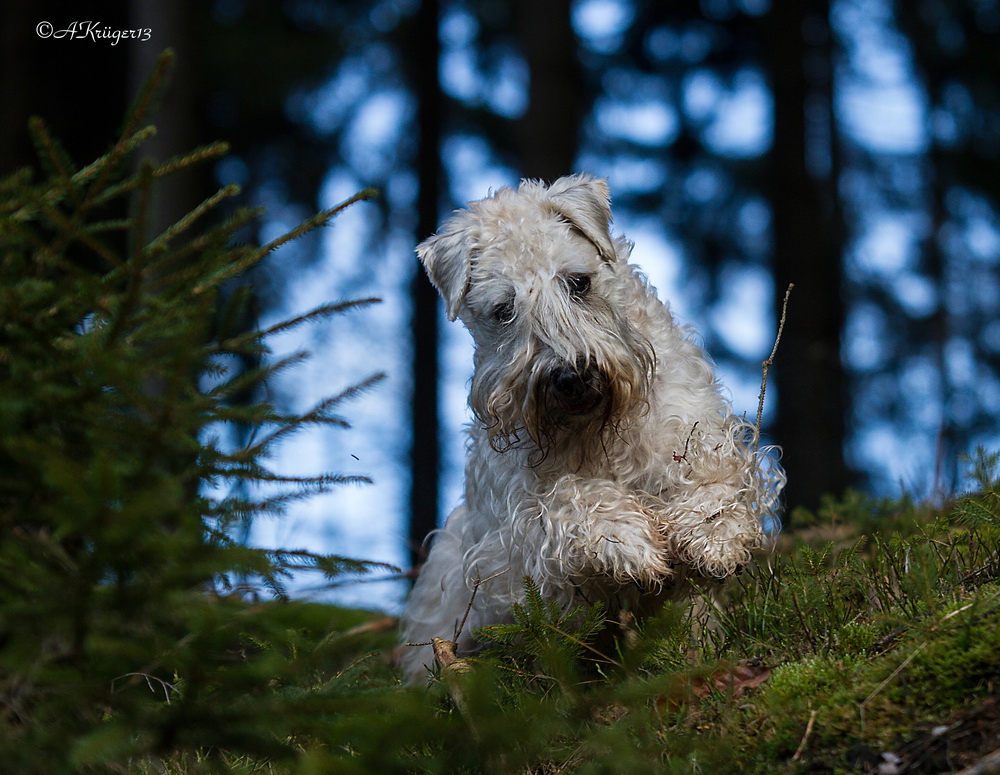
[894,0,1000,495]
[763,0,852,513]
[515,0,581,180]
[129,0,201,236]
[406,0,444,571]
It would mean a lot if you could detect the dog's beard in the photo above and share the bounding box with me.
[471,328,654,463]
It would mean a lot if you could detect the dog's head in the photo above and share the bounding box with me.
[417,174,617,321]
[417,174,654,456]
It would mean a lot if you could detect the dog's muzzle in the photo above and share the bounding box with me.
[549,359,606,416]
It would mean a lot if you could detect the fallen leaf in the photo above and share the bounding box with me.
[691,659,772,699]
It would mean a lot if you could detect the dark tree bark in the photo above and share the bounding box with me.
[129,0,201,235]
[515,0,582,180]
[894,0,1000,494]
[407,0,444,571]
[763,0,852,512]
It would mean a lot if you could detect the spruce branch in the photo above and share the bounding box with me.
[259,187,379,257]
[146,140,231,180]
[130,159,156,262]
[205,351,311,401]
[0,166,32,199]
[77,124,158,215]
[145,183,241,256]
[245,373,388,453]
[27,116,79,194]
[119,49,175,146]
[87,218,132,235]
[71,49,173,218]
[209,297,383,360]
[153,209,261,287]
[31,195,121,267]
[98,162,156,351]
[265,549,399,577]
[256,297,382,340]
[220,461,373,488]
[1,51,393,771]
[193,188,379,294]
[90,138,227,209]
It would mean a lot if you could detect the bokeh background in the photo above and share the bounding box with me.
[4,0,999,613]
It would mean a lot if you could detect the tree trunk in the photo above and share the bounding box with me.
[407,0,444,571]
[129,0,200,236]
[515,0,581,180]
[763,0,852,513]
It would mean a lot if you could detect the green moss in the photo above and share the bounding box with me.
[894,593,1000,709]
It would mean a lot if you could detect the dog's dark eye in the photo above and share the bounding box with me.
[567,273,591,298]
[492,299,515,325]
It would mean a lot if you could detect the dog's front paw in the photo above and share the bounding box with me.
[583,516,675,588]
[661,509,760,580]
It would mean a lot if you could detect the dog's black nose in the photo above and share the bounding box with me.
[550,360,603,414]
[551,366,584,397]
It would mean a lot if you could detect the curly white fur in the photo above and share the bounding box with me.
[399,174,784,681]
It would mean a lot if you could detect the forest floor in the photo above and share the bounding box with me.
[150,454,1000,775]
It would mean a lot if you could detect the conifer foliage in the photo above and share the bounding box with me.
[0,52,390,772]
[7,50,1000,775]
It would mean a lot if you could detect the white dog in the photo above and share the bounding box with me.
[399,174,784,681]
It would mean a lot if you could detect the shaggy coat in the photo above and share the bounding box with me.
[399,174,784,681]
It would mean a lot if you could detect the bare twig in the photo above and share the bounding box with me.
[755,283,794,452]
[939,600,976,623]
[404,568,510,649]
[341,616,397,638]
[425,570,510,756]
[112,672,178,703]
[859,642,927,732]
[455,568,510,641]
[672,421,700,463]
[791,709,818,762]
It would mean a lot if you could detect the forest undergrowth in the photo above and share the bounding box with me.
[4,52,1000,775]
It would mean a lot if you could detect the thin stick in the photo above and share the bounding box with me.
[455,568,510,640]
[859,642,927,733]
[112,672,178,703]
[404,567,510,648]
[755,283,794,452]
[791,709,818,762]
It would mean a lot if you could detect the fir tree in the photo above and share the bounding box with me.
[0,51,393,773]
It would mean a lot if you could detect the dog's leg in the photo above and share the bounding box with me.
[519,474,675,590]
[654,482,764,580]
[653,425,779,579]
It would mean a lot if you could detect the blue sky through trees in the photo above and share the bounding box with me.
[242,0,1000,612]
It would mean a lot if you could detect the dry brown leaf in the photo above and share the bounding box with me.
[691,659,772,699]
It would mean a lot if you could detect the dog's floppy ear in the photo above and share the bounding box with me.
[416,212,476,322]
[546,174,616,262]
